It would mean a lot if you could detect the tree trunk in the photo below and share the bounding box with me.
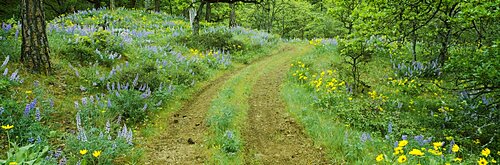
[192,2,206,35]
[229,3,236,27]
[21,0,51,74]
[129,0,136,8]
[110,0,115,10]
[95,0,101,8]
[169,0,173,15]
[154,0,160,12]
[205,3,211,22]
[411,21,417,62]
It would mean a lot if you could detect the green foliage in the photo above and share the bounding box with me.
[180,31,244,52]
[108,90,151,125]
[0,143,51,165]
[62,28,124,67]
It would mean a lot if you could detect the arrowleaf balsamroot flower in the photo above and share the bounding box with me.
[376,154,384,162]
[409,149,424,156]
[478,157,488,165]
[93,150,101,157]
[397,155,407,163]
[452,144,459,152]
[80,149,88,155]
[398,140,408,147]
[482,148,491,157]
[2,124,14,130]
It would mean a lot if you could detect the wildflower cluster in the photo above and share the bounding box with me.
[291,60,345,93]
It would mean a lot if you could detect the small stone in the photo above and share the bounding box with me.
[187,138,195,144]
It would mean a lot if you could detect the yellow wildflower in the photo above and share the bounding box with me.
[80,149,88,155]
[376,154,384,162]
[452,144,459,153]
[25,91,33,94]
[398,140,409,147]
[409,149,424,156]
[394,146,404,155]
[478,157,488,165]
[9,162,17,165]
[397,155,407,163]
[453,157,462,162]
[482,148,491,157]
[93,150,102,158]
[474,139,481,144]
[491,158,496,163]
[2,124,14,130]
[348,97,353,101]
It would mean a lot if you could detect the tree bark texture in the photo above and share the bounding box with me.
[205,3,211,22]
[21,0,51,74]
[155,0,160,12]
[229,3,236,27]
[192,2,206,35]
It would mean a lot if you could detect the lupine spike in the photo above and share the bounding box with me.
[1,55,9,68]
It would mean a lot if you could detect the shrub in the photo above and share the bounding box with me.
[180,31,244,52]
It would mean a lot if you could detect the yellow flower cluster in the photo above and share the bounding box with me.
[79,149,102,158]
[477,148,497,165]
[2,124,14,130]
[309,38,323,46]
[310,71,344,92]
[438,106,454,113]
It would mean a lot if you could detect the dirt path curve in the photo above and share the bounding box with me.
[145,69,239,164]
[243,45,329,164]
[144,44,327,164]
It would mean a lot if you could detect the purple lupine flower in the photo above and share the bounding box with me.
[414,135,425,146]
[35,108,41,121]
[155,100,162,106]
[24,104,32,117]
[226,130,234,139]
[1,55,9,68]
[105,120,111,134]
[99,131,104,139]
[50,99,54,107]
[402,135,407,140]
[0,107,4,115]
[79,85,86,91]
[111,82,115,90]
[81,97,88,106]
[58,156,67,165]
[2,68,8,76]
[76,112,82,130]
[107,98,112,107]
[107,82,111,91]
[142,103,148,111]
[14,29,19,38]
[37,135,42,143]
[388,122,393,134]
[360,132,372,143]
[127,128,133,145]
[27,137,34,143]
[74,101,79,109]
[116,115,122,124]
[115,91,120,97]
[9,69,18,80]
[394,141,399,148]
[79,129,88,142]
[54,148,62,159]
[89,96,94,104]
[423,137,433,145]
